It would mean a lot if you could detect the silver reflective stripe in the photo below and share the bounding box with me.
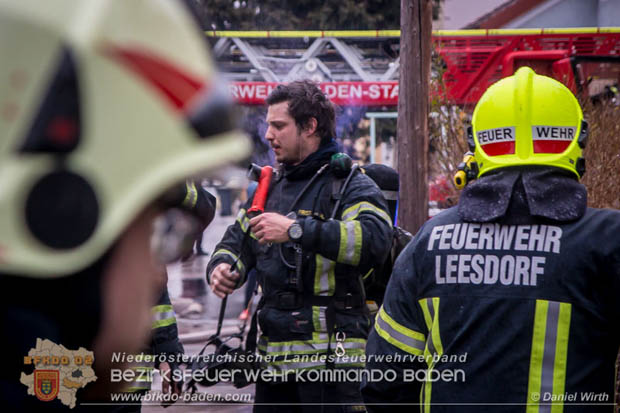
[129,364,154,370]
[123,361,153,392]
[152,310,176,322]
[427,299,434,319]
[539,301,560,413]
[258,333,330,346]
[337,221,362,265]
[212,249,246,277]
[265,357,365,372]
[318,256,332,295]
[314,255,335,296]
[312,306,328,334]
[318,307,327,332]
[526,300,572,413]
[266,342,329,353]
[426,298,437,356]
[236,209,250,232]
[128,380,151,389]
[266,361,323,371]
[260,339,365,355]
[344,221,358,262]
[375,311,425,353]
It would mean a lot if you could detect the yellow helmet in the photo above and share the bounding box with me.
[470,66,587,179]
[0,0,250,277]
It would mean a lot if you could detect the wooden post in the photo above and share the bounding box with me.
[397,0,432,233]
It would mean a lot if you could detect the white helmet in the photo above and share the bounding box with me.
[0,0,251,277]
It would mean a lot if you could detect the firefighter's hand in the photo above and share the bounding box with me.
[159,361,182,406]
[249,212,294,244]
[209,263,239,298]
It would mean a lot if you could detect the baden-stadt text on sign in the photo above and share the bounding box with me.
[229,82,399,106]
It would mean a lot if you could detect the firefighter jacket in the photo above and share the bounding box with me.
[124,182,214,393]
[207,140,393,374]
[124,287,184,393]
[362,167,620,412]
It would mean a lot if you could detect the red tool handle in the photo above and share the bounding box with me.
[247,165,273,217]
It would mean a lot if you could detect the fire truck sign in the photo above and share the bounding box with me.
[229,81,399,106]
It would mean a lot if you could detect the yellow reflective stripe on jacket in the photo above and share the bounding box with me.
[337,221,363,265]
[262,357,366,373]
[419,298,443,358]
[151,305,177,329]
[265,349,366,363]
[236,208,250,232]
[419,297,443,413]
[526,300,572,413]
[258,337,366,372]
[341,201,392,227]
[312,306,325,332]
[258,337,366,356]
[314,254,335,295]
[126,366,155,392]
[121,359,154,392]
[552,304,571,413]
[236,208,258,240]
[312,306,328,342]
[212,248,246,276]
[374,306,425,356]
[182,181,198,209]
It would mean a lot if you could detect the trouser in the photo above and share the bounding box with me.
[253,370,367,413]
[216,187,233,216]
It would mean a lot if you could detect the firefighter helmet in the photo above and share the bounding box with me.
[471,66,587,179]
[0,0,250,277]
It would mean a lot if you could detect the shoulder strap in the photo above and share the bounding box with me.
[329,164,360,220]
[245,297,262,354]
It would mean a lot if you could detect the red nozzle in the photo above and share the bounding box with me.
[247,165,273,217]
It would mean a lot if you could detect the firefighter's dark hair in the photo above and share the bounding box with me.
[266,80,336,143]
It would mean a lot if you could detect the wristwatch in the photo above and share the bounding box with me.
[287,221,303,242]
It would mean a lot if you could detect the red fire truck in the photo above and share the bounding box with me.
[435,28,620,106]
[209,28,620,107]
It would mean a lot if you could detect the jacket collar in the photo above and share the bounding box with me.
[282,139,338,181]
[458,167,587,223]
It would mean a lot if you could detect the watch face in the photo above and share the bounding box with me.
[289,223,302,240]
